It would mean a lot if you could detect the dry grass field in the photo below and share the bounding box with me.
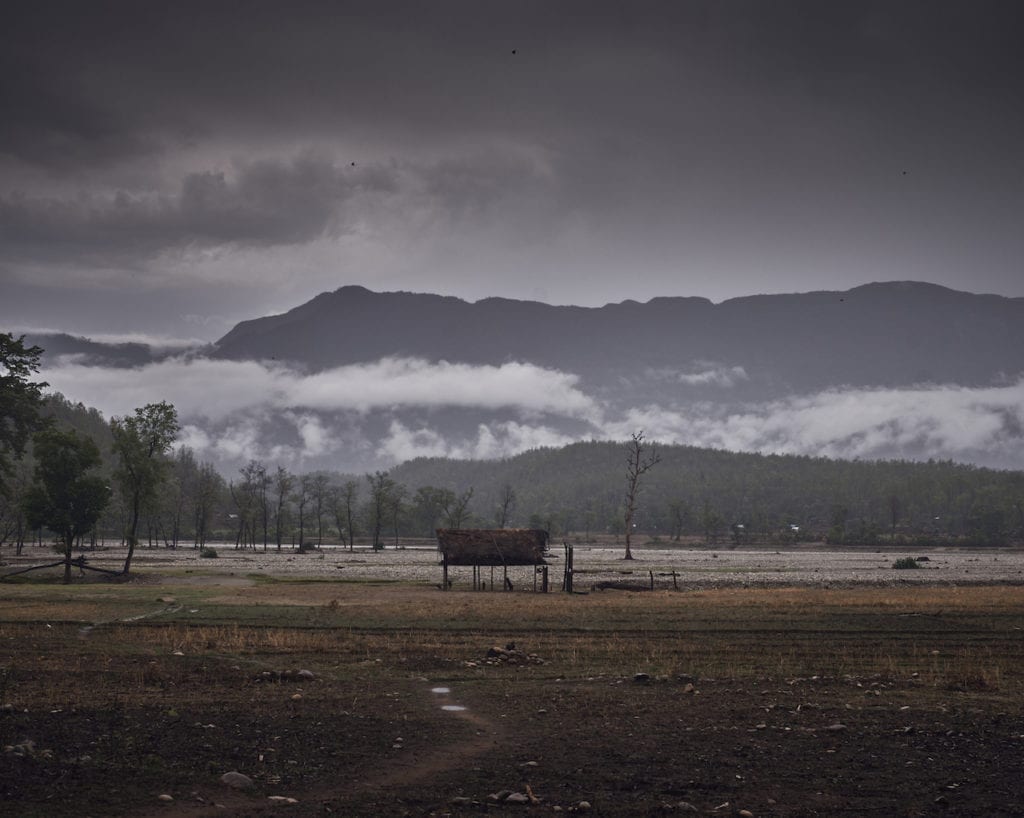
[1,545,1023,816]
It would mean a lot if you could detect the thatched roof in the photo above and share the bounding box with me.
[436,528,549,566]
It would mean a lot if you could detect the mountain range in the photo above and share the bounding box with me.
[27,281,1024,473]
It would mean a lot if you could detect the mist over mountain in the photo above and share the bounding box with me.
[32,281,1024,474]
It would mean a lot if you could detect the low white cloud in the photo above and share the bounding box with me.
[647,362,749,388]
[40,355,599,421]
[38,351,1024,471]
[600,381,1024,466]
[378,420,579,463]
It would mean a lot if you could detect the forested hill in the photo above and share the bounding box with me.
[390,441,1024,545]
[212,281,1024,397]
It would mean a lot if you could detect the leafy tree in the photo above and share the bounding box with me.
[0,333,47,495]
[22,428,109,584]
[409,485,449,537]
[110,401,180,574]
[623,432,660,559]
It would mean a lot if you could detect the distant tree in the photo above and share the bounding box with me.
[311,473,330,546]
[387,483,408,547]
[272,466,295,551]
[441,486,474,530]
[340,479,359,549]
[410,485,449,537]
[0,460,33,553]
[22,428,109,584]
[623,432,660,560]
[366,471,397,549]
[193,461,221,548]
[0,333,47,495]
[110,401,179,574]
[888,492,901,542]
[495,483,516,528]
[295,475,312,548]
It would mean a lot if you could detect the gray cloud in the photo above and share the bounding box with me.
[1,154,397,268]
[4,1,1024,340]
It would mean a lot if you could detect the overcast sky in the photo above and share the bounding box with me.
[3,0,1023,342]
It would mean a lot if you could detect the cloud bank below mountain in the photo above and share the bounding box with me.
[39,354,1024,472]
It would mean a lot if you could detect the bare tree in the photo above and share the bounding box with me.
[341,480,358,550]
[296,475,312,549]
[623,431,660,560]
[311,473,330,546]
[495,483,516,528]
[441,487,474,530]
[272,466,294,551]
[366,471,396,550]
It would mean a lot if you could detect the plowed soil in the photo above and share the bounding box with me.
[1,550,1023,817]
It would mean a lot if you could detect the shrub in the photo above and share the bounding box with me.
[199,546,219,559]
[892,556,920,569]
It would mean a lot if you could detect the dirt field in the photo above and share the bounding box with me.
[1,544,1023,816]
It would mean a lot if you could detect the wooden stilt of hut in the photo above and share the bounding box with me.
[436,528,549,591]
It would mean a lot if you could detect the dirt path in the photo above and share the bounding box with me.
[133,681,503,817]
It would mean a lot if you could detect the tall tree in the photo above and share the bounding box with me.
[22,428,109,584]
[341,479,359,549]
[110,401,180,574]
[295,475,312,548]
[328,479,360,547]
[311,473,330,546]
[272,466,295,551]
[366,471,396,549]
[0,333,47,495]
[623,431,660,560]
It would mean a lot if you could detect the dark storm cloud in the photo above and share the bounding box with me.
[0,155,398,264]
[6,1,1022,168]
[3,0,1024,337]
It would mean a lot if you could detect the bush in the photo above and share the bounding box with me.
[892,556,920,569]
[199,546,219,559]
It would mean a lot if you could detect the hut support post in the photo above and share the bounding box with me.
[542,565,549,593]
[443,554,448,590]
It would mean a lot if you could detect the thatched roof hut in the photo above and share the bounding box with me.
[436,528,549,567]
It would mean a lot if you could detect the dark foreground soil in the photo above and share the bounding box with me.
[1,583,1023,817]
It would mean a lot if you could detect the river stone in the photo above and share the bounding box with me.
[505,792,530,805]
[220,771,254,789]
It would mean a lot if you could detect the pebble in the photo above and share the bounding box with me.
[290,693,303,701]
[267,796,299,804]
[577,801,592,811]
[505,792,529,805]
[157,794,173,802]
